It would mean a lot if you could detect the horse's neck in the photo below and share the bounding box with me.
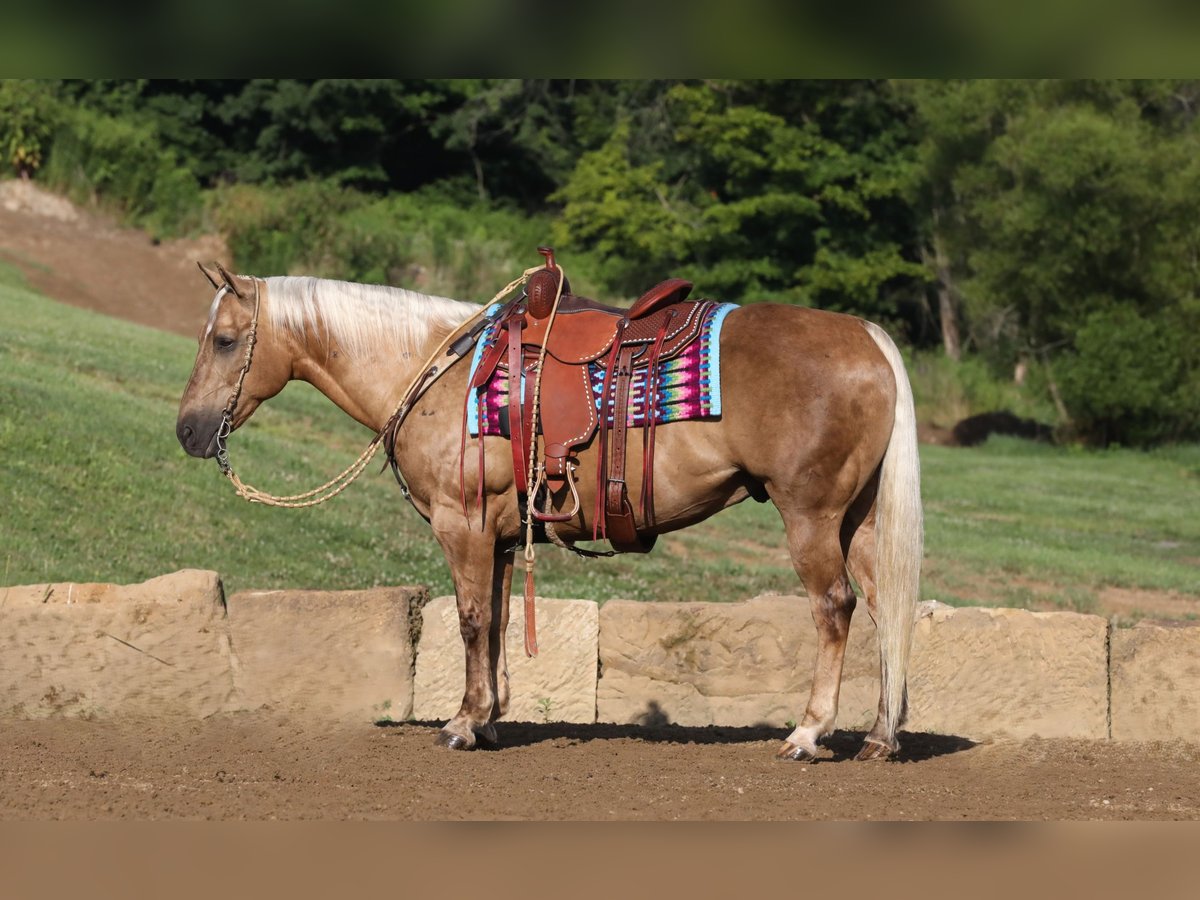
[289,316,463,432]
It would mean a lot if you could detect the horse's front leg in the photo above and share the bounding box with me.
[492,549,514,722]
[432,519,512,750]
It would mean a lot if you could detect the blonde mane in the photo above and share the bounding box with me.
[263,276,479,356]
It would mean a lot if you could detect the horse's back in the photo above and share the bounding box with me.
[722,303,895,377]
[714,303,898,501]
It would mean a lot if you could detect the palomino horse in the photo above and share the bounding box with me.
[176,264,922,761]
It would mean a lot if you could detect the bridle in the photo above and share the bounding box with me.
[213,278,262,476]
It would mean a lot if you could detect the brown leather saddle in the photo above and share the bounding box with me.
[465,248,715,552]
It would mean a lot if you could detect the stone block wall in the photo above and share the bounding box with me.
[0,569,234,718]
[595,595,879,728]
[4,571,1200,743]
[412,595,598,723]
[1110,622,1200,741]
[225,586,426,723]
[595,597,1110,740]
[906,606,1109,740]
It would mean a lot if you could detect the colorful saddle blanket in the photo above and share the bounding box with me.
[467,302,736,437]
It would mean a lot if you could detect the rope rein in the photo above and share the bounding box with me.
[214,268,537,507]
[518,266,568,653]
[214,262,575,659]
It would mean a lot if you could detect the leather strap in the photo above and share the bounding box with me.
[605,344,644,551]
[507,320,528,493]
[639,308,676,527]
[593,320,626,541]
[458,378,490,525]
[459,389,472,517]
[523,567,538,657]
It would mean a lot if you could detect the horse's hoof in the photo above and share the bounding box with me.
[854,739,895,761]
[775,741,816,762]
[476,724,499,747]
[434,731,473,751]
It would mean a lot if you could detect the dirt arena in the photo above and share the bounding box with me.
[0,715,1195,820]
[4,183,1200,821]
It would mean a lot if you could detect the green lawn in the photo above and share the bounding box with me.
[2,268,1198,611]
[921,438,1200,611]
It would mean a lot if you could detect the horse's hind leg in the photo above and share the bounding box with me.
[846,509,908,760]
[775,512,857,762]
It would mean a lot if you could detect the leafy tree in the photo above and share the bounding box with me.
[213,79,452,190]
[968,98,1194,345]
[554,80,927,332]
[896,80,1036,359]
[551,120,695,290]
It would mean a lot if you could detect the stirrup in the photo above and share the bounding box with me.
[528,462,581,523]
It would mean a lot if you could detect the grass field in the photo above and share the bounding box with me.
[2,266,1198,615]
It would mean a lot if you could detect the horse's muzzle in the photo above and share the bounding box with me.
[176,413,220,459]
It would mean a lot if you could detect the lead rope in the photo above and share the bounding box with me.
[520,264,567,657]
[217,269,536,508]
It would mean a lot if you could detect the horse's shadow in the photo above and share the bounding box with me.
[381,709,975,762]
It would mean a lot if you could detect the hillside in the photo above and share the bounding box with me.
[0,179,225,336]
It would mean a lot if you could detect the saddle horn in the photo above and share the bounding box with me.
[527,246,569,319]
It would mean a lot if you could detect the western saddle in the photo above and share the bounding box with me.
[464,248,716,554]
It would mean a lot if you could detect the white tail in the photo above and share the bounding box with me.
[862,321,923,745]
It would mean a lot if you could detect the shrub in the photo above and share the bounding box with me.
[39,105,203,237]
[0,81,60,177]
[209,180,594,302]
[1056,302,1200,446]
[907,349,1058,430]
[208,180,366,276]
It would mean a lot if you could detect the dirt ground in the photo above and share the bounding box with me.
[5,180,1200,822]
[1,714,1197,821]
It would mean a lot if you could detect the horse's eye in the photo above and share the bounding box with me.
[214,335,237,352]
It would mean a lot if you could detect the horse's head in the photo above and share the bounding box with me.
[176,263,291,458]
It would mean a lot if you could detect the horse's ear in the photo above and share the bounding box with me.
[214,262,247,300]
[197,261,222,290]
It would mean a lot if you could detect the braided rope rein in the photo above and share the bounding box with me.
[215,268,536,508]
[517,264,570,655]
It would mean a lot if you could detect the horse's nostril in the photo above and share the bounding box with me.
[177,420,196,450]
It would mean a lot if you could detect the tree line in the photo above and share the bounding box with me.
[2,78,1198,446]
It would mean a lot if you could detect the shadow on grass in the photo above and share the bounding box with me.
[379,718,975,762]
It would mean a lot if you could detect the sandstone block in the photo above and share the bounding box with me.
[1110,621,1200,741]
[413,596,598,724]
[906,606,1109,740]
[0,569,234,718]
[598,597,1109,741]
[597,595,880,728]
[225,586,425,723]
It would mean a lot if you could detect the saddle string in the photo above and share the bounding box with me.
[218,268,538,508]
